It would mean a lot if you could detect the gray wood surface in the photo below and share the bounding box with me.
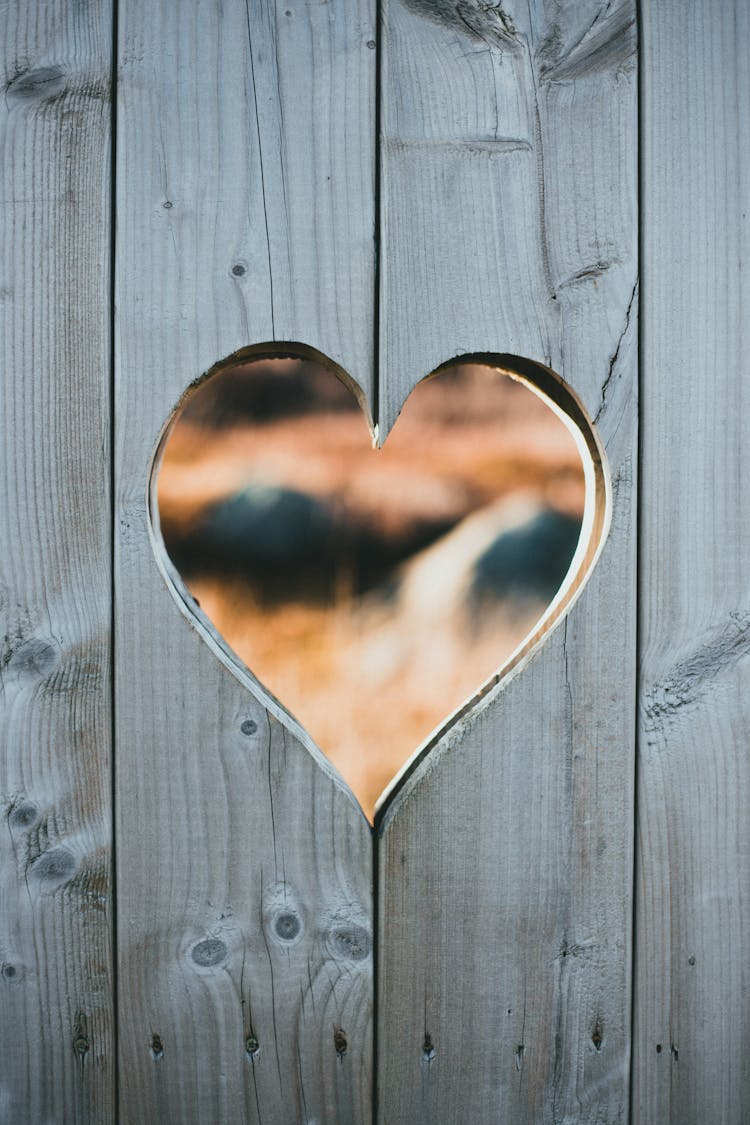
[0,1,114,1121]
[376,2,638,1120]
[633,2,750,1121]
[5,0,746,1118]
[115,0,375,1120]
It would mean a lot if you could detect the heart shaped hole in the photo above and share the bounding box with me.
[152,346,608,822]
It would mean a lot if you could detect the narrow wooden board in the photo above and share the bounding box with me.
[115,1,376,1120]
[376,2,638,1120]
[0,1,114,1121]
[633,2,750,1120]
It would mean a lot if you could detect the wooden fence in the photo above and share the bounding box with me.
[1,0,747,1121]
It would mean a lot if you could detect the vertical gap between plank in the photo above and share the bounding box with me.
[372,0,383,435]
[372,824,381,1123]
[110,0,120,1120]
[629,2,644,1121]
[372,0,384,1119]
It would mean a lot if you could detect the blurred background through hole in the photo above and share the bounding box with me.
[156,355,585,821]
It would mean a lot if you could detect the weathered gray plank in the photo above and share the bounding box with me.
[633,2,750,1121]
[376,2,638,1121]
[0,1,114,1122]
[116,1,375,1120]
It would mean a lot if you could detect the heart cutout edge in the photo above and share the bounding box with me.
[147,341,612,829]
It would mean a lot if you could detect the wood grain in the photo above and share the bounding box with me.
[376,1,638,1120]
[4,0,747,1118]
[115,1,375,1120]
[633,2,750,1121]
[0,1,114,1121]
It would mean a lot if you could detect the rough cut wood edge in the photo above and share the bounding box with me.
[376,355,611,818]
[148,344,376,809]
[633,2,750,1121]
[115,2,375,1120]
[376,1,638,1120]
[0,1,114,1121]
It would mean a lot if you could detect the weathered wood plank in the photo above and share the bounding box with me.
[633,2,750,1121]
[376,2,638,1120]
[115,1,375,1120]
[0,2,114,1121]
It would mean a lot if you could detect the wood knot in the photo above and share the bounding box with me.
[73,1012,90,1058]
[334,1027,347,1060]
[6,636,60,679]
[422,1033,436,1063]
[191,938,227,967]
[273,911,302,942]
[329,924,371,962]
[30,846,77,888]
[6,65,67,103]
[8,800,38,830]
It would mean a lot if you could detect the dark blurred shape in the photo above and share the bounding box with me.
[193,483,335,568]
[168,481,456,601]
[181,358,358,428]
[209,484,333,559]
[471,508,582,610]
